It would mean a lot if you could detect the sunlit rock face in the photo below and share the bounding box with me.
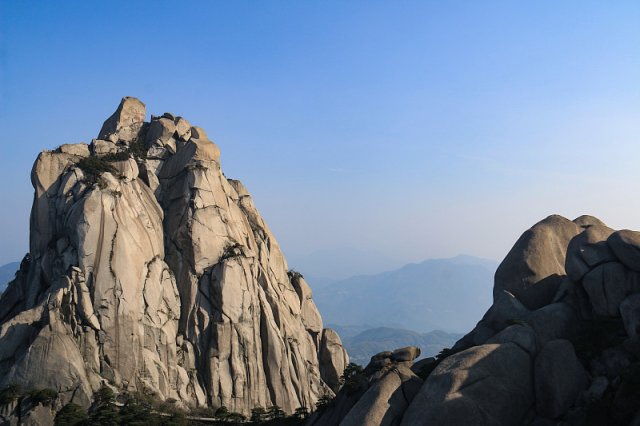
[0,97,346,416]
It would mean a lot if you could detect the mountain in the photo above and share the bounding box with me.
[0,97,347,424]
[313,254,498,333]
[309,215,640,426]
[0,261,19,293]
[287,246,405,287]
[338,327,462,366]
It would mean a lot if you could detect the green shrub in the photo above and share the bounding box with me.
[293,406,309,419]
[118,393,155,426]
[55,403,88,426]
[220,243,243,261]
[77,156,118,187]
[29,388,58,405]
[0,383,22,405]
[340,362,367,394]
[251,407,267,423]
[287,270,304,280]
[267,405,285,420]
[314,393,334,413]
[89,385,120,426]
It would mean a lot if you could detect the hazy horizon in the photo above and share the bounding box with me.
[2,1,639,266]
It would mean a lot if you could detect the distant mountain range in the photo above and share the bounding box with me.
[287,247,405,286]
[0,262,19,293]
[313,254,498,333]
[331,325,463,366]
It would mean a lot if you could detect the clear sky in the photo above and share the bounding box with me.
[1,1,639,270]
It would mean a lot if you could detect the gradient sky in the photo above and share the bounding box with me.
[1,1,639,270]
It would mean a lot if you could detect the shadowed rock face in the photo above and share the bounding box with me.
[312,215,640,425]
[0,97,346,417]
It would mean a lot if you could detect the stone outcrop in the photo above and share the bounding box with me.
[310,214,640,425]
[0,97,346,419]
[494,215,582,310]
[308,346,422,426]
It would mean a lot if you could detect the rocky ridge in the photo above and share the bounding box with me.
[0,97,347,423]
[310,215,640,425]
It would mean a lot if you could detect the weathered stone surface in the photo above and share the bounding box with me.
[573,215,609,229]
[527,302,579,345]
[0,97,344,417]
[391,346,421,362]
[98,96,146,143]
[534,339,587,418]
[175,117,192,141]
[608,230,640,271]
[487,323,538,355]
[565,224,615,281]
[59,143,90,157]
[341,364,422,426]
[451,291,529,353]
[319,328,349,393]
[146,116,177,156]
[90,139,118,155]
[483,290,529,330]
[494,215,581,310]
[583,262,640,316]
[401,343,533,426]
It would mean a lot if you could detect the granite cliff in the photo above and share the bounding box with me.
[0,97,347,423]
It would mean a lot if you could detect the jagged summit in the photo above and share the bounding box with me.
[0,97,347,423]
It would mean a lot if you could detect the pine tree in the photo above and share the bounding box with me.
[89,385,120,426]
[54,403,88,426]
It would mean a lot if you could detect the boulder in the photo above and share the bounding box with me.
[573,215,609,229]
[98,96,146,143]
[534,339,588,418]
[494,215,582,310]
[59,143,90,157]
[527,302,579,345]
[621,294,640,337]
[583,262,639,317]
[391,346,421,362]
[565,224,615,281]
[608,230,640,271]
[341,364,422,426]
[90,139,118,155]
[401,343,533,425]
[487,323,538,355]
[483,290,530,330]
[175,117,192,140]
[146,117,177,151]
[319,328,349,393]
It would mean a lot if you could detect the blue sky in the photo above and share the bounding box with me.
[1,1,639,271]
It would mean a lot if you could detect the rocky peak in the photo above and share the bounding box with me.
[0,97,347,423]
[98,96,147,143]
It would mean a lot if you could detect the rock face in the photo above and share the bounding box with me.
[311,215,640,425]
[0,97,346,417]
[494,215,581,310]
[534,339,587,418]
[402,343,533,426]
[308,347,422,426]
